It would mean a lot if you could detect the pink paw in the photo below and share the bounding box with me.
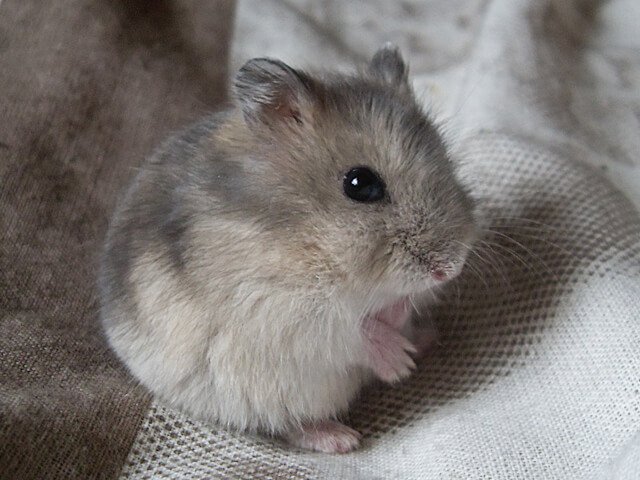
[363,319,417,383]
[286,420,361,453]
[375,297,411,330]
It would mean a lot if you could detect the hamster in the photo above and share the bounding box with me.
[98,45,477,453]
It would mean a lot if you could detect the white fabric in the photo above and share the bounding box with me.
[120,1,640,478]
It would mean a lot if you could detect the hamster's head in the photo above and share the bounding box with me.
[229,45,477,297]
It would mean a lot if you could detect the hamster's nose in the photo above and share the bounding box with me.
[430,258,466,283]
[431,269,448,282]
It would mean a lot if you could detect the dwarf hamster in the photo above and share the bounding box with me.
[98,45,477,453]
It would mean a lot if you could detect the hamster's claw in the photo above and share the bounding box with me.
[286,420,361,453]
[363,320,417,384]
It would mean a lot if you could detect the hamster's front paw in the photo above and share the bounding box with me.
[286,420,362,453]
[375,297,411,329]
[362,317,417,383]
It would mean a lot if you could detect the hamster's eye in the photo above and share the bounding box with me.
[343,167,385,203]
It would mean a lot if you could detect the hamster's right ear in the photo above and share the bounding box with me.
[233,58,314,128]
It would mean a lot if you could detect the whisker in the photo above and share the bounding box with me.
[466,260,491,291]
[466,244,511,289]
[475,240,513,286]
[458,239,505,280]
[489,229,574,258]
[484,229,558,278]
[482,234,559,283]
[486,216,558,230]
[408,295,422,318]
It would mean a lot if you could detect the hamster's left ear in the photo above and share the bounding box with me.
[368,43,411,94]
[233,57,315,128]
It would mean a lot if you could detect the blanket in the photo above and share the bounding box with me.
[1,0,639,478]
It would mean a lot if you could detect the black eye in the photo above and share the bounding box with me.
[343,167,386,203]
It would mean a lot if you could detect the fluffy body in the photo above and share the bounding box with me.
[99,46,476,451]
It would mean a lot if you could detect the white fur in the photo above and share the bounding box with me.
[104,228,374,435]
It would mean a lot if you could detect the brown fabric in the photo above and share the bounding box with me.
[0,1,235,478]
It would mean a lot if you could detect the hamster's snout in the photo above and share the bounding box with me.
[429,248,469,283]
[431,268,449,282]
[402,242,470,285]
[399,218,477,286]
[434,223,478,283]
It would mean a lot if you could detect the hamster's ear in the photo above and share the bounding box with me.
[369,44,411,93]
[233,58,313,127]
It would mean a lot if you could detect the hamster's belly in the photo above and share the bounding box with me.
[102,296,369,435]
[197,325,369,433]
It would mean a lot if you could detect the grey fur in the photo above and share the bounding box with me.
[233,58,313,125]
[99,46,478,451]
[368,42,410,92]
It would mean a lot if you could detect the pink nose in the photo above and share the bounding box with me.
[431,269,448,282]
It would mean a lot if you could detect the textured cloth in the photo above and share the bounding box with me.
[2,0,639,479]
[0,1,235,478]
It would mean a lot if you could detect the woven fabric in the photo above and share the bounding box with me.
[0,1,234,478]
[120,404,319,479]
[119,133,640,479]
